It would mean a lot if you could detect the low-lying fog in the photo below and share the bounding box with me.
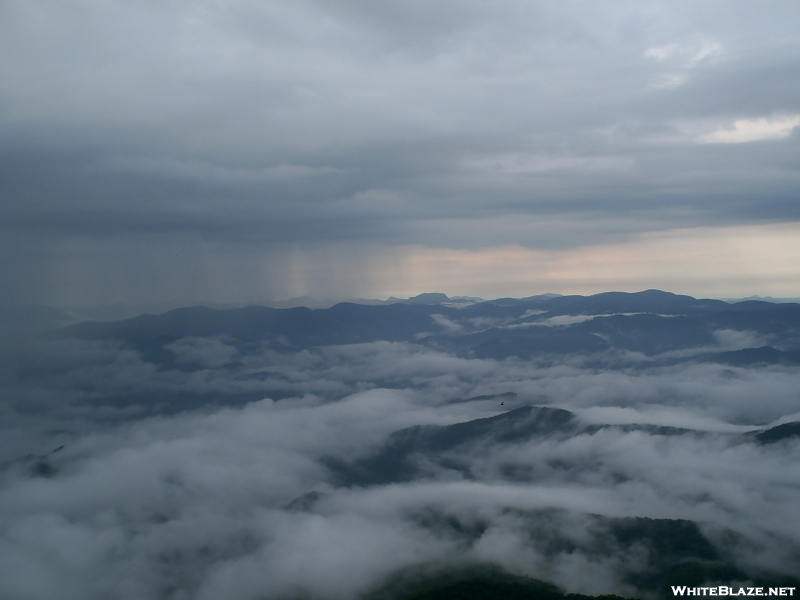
[2,315,800,599]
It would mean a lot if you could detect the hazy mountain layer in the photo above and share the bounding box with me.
[2,290,800,600]
[52,289,800,366]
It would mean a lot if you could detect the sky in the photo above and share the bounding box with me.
[2,0,800,308]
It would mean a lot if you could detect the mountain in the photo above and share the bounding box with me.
[314,405,800,598]
[13,291,800,599]
[50,289,800,367]
[323,406,579,485]
[755,421,800,444]
[322,406,708,486]
[387,293,452,305]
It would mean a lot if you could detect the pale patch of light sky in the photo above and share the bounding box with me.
[699,115,800,144]
[377,222,800,300]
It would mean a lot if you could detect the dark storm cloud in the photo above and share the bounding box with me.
[2,0,800,280]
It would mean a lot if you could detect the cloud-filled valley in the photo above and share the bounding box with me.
[1,291,799,599]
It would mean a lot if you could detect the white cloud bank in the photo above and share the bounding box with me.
[1,387,799,600]
[2,337,800,599]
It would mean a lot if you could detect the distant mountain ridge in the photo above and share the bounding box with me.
[52,289,800,366]
[60,292,500,322]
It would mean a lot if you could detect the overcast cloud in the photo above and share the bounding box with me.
[2,0,800,305]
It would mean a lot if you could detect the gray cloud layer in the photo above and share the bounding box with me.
[2,1,800,304]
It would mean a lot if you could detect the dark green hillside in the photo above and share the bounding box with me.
[323,406,701,486]
[756,421,800,444]
[365,565,632,600]
[394,574,628,600]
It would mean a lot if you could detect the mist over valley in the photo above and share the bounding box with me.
[2,291,799,599]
